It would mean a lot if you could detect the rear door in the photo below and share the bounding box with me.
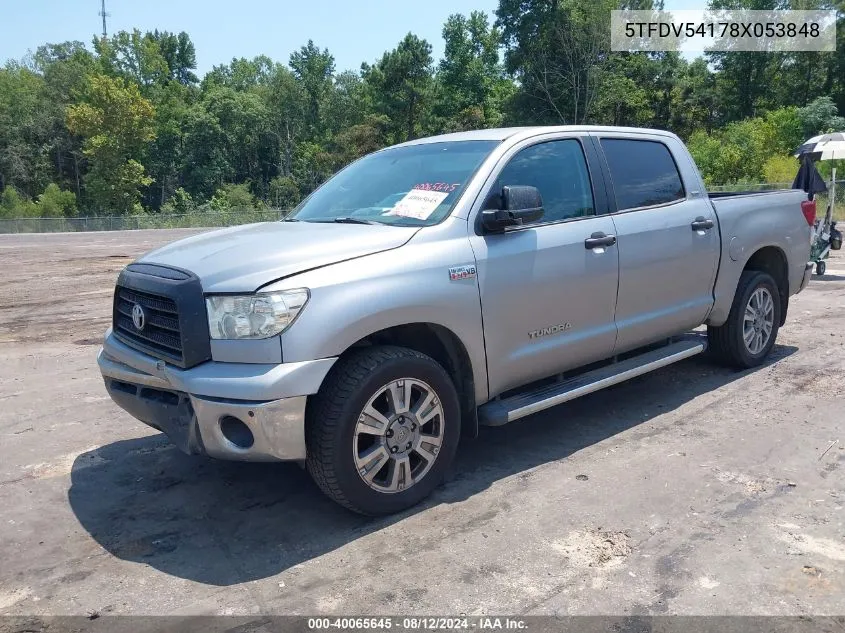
[592,134,719,354]
[468,135,619,398]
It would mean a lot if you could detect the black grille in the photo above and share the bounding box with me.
[112,263,211,369]
[115,287,183,362]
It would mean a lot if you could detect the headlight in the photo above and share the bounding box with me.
[206,289,309,340]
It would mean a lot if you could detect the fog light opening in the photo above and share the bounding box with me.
[219,416,254,449]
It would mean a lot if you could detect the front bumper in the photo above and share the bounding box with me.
[799,261,814,293]
[98,330,337,461]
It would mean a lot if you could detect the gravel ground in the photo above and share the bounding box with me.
[0,229,843,618]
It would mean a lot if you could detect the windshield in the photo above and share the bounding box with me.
[288,140,499,226]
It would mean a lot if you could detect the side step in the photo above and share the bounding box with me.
[478,338,706,426]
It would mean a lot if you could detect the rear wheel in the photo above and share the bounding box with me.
[305,346,461,515]
[708,270,780,369]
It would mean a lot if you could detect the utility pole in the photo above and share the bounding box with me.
[98,0,109,39]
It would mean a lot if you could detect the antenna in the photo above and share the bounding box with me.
[98,0,110,39]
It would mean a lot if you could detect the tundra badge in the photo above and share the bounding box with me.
[529,323,572,339]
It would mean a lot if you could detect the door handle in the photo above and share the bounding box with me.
[691,216,715,231]
[584,232,617,249]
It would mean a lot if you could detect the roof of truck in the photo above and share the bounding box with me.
[391,125,677,148]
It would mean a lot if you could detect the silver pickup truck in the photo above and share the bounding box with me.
[98,126,814,514]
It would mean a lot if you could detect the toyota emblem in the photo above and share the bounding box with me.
[131,303,146,331]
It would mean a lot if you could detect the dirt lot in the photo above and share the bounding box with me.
[0,229,844,617]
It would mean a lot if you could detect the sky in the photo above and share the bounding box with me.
[0,0,709,75]
[0,0,502,75]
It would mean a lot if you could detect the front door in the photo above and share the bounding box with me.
[468,136,620,398]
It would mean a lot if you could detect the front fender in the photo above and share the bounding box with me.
[273,222,489,404]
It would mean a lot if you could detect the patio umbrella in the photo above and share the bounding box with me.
[793,132,845,160]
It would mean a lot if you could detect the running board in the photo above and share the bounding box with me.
[478,338,706,427]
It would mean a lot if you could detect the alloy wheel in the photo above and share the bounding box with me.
[743,287,775,355]
[352,378,445,493]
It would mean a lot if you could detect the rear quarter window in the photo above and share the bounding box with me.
[600,139,685,210]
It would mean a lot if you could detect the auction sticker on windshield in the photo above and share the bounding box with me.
[385,189,449,220]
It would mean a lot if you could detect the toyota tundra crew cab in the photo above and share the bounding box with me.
[98,126,815,515]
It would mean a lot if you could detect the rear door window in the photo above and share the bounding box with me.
[600,139,685,210]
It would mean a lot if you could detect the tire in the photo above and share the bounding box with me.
[816,261,826,276]
[707,270,781,369]
[305,345,461,515]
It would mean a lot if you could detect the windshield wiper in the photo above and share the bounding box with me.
[330,217,380,225]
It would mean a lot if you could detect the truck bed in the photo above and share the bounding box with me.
[705,188,810,326]
[708,189,796,199]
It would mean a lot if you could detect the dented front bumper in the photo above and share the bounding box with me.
[98,329,337,462]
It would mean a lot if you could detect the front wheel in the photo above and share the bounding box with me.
[707,270,780,369]
[816,260,826,276]
[305,346,461,515]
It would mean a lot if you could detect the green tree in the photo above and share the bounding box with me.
[180,103,230,199]
[210,182,257,210]
[497,0,619,124]
[36,183,77,217]
[289,41,335,136]
[0,186,38,217]
[203,56,275,91]
[292,141,335,193]
[32,43,98,199]
[437,11,511,128]
[180,86,272,200]
[323,70,368,138]
[95,30,170,89]
[150,31,199,86]
[829,2,845,114]
[704,0,791,120]
[687,107,804,184]
[797,96,845,138]
[145,80,192,209]
[363,34,434,142]
[66,74,156,214]
[0,64,53,197]
[687,129,743,185]
[268,175,301,209]
[265,65,308,179]
[668,58,720,136]
[592,54,653,126]
[762,155,799,183]
[3,7,843,220]
[329,114,390,167]
[160,187,195,214]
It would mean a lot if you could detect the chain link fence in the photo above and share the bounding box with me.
[707,182,793,192]
[2,183,843,234]
[705,180,844,220]
[0,208,288,234]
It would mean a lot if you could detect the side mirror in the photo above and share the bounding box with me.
[481,185,544,233]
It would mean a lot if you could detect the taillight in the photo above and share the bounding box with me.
[801,200,817,226]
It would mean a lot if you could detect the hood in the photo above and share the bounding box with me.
[138,221,420,293]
